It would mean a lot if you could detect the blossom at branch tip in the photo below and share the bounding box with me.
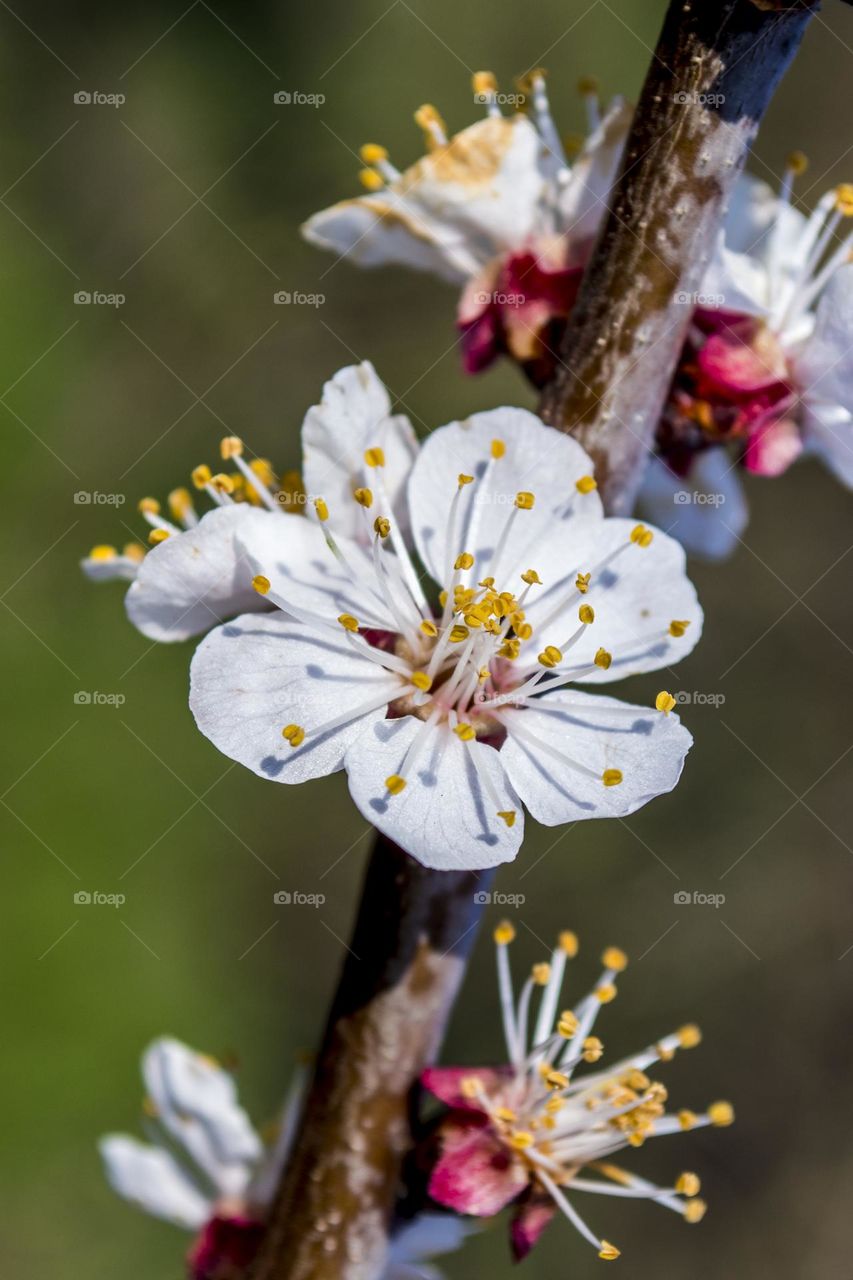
[99,1037,473,1280]
[649,161,853,558]
[187,362,702,870]
[302,70,632,382]
[423,925,733,1261]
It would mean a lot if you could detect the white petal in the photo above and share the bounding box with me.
[500,691,693,825]
[557,97,632,246]
[190,614,400,784]
[386,1214,475,1267]
[344,716,523,870]
[521,517,703,681]
[637,452,748,561]
[699,234,769,316]
[125,505,271,643]
[235,512,397,630]
[407,407,602,586]
[302,197,475,284]
[724,172,806,262]
[99,1134,211,1229]
[143,1038,262,1167]
[301,362,419,543]
[794,263,853,417]
[800,399,853,486]
[81,551,141,583]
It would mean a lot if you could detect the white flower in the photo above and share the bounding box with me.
[302,71,631,286]
[423,923,733,1262]
[187,365,702,871]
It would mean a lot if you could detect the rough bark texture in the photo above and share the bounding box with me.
[252,838,494,1280]
[538,0,817,513]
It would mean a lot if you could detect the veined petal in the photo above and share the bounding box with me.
[637,452,748,562]
[143,1039,262,1167]
[407,407,602,585]
[125,505,270,643]
[302,362,419,542]
[235,511,397,631]
[521,516,703,680]
[428,1120,528,1217]
[98,1135,211,1229]
[500,691,693,826]
[344,716,523,870]
[190,615,399,784]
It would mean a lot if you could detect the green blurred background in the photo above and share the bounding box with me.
[2,2,852,1276]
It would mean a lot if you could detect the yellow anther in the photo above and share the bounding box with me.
[314,498,329,522]
[358,167,384,191]
[353,487,373,508]
[458,473,474,487]
[708,1101,735,1127]
[545,1096,566,1115]
[250,458,275,486]
[559,930,579,957]
[578,75,600,95]
[364,446,385,468]
[497,810,517,827]
[669,619,691,637]
[211,473,235,494]
[374,516,391,539]
[594,648,612,670]
[602,946,628,972]
[414,103,447,143]
[479,576,495,588]
[336,613,360,633]
[454,722,476,741]
[478,667,490,683]
[546,1069,569,1089]
[557,1011,579,1038]
[515,622,533,641]
[168,487,193,519]
[598,1242,621,1262]
[148,529,170,545]
[678,1024,702,1049]
[420,619,438,638]
[282,723,305,748]
[596,984,617,1004]
[684,1199,707,1224]
[602,769,623,787]
[538,645,563,669]
[498,638,520,660]
[576,474,597,494]
[532,963,551,986]
[656,690,677,714]
[454,552,475,571]
[579,604,595,624]
[583,1036,604,1062]
[385,774,407,796]
[359,143,388,165]
[676,1172,701,1197]
[192,464,212,489]
[491,438,506,459]
[630,523,654,546]
[410,671,432,692]
[459,1075,483,1099]
[89,544,117,561]
[252,574,271,595]
[509,1130,534,1151]
[219,435,243,459]
[138,497,160,514]
[787,149,808,176]
[678,1109,698,1130]
[278,470,305,511]
[124,543,145,562]
[515,491,535,510]
[493,920,516,945]
[449,624,469,644]
[521,568,541,585]
[575,571,591,594]
[495,1106,517,1123]
[472,70,497,96]
[835,183,853,216]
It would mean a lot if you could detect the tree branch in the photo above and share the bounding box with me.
[251,3,817,1277]
[539,0,817,513]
